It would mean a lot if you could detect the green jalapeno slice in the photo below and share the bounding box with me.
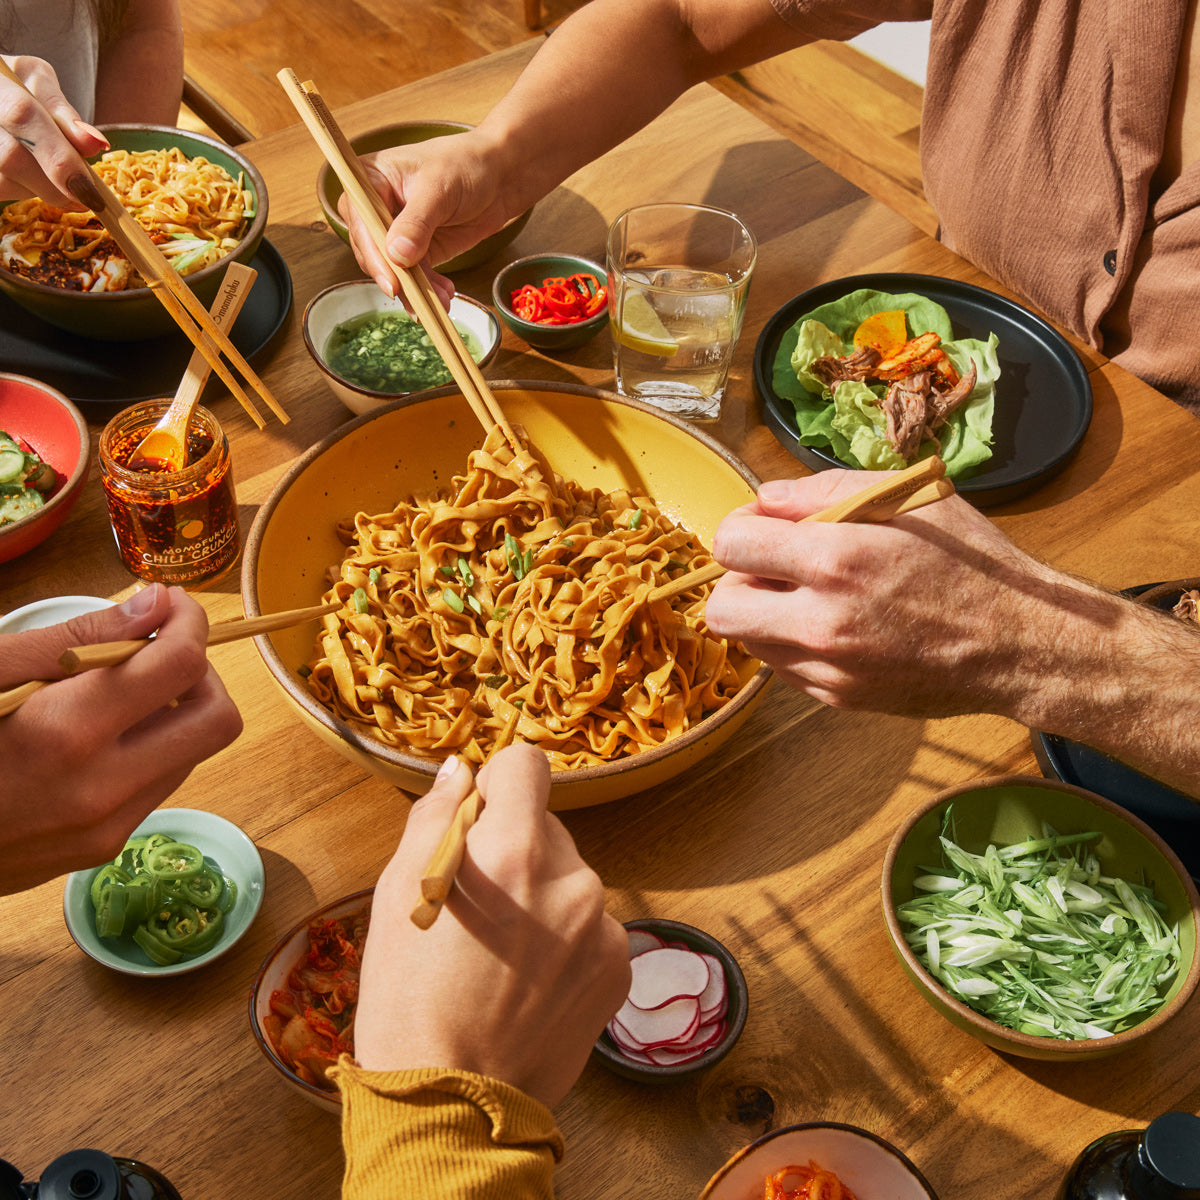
[133,924,182,966]
[90,863,131,910]
[144,841,205,881]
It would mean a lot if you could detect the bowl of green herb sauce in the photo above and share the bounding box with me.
[304,279,500,414]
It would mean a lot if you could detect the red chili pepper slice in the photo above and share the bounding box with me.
[509,271,608,326]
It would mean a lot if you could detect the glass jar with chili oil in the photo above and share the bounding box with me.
[99,401,239,586]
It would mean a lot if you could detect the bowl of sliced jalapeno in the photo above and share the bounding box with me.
[63,808,265,976]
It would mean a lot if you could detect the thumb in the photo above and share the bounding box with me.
[0,584,173,687]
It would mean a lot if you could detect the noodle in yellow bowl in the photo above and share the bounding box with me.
[242,382,771,809]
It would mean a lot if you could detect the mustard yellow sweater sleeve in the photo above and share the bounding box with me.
[333,1056,564,1200]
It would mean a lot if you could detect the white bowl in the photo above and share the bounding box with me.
[0,594,112,632]
[63,807,265,977]
[700,1122,939,1200]
[303,280,501,415]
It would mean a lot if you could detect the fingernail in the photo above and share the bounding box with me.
[757,479,792,503]
[73,119,108,146]
[118,584,160,616]
[66,171,105,211]
[435,755,460,784]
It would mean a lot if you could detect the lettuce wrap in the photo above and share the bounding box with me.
[771,288,1000,477]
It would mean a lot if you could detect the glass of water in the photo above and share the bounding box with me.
[605,203,757,421]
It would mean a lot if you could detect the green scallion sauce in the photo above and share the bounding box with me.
[324,311,483,394]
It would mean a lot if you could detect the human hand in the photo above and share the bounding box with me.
[705,471,1112,720]
[0,54,109,208]
[0,584,242,893]
[339,131,514,308]
[354,745,631,1109]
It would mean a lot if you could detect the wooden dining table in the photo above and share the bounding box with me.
[3,39,1199,1200]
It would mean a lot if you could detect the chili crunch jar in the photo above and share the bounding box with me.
[99,401,240,586]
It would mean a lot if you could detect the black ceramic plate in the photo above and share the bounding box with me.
[1033,582,1200,883]
[0,239,292,412]
[753,272,1092,506]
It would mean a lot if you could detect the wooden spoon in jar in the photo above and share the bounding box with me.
[126,262,258,470]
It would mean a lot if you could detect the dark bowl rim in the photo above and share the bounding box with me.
[698,1121,940,1200]
[491,252,610,335]
[247,886,375,1106]
[301,281,501,400]
[240,379,772,797]
[881,772,1200,1053]
[0,123,268,304]
[592,917,748,1079]
[0,372,90,542]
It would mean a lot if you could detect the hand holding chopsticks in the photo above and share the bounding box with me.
[0,601,339,718]
[277,68,523,458]
[646,456,954,604]
[0,57,287,431]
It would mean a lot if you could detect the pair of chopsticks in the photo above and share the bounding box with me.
[277,69,522,457]
[0,58,287,432]
[0,600,339,718]
[645,456,954,604]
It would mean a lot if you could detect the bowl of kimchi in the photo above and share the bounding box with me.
[249,888,372,1113]
[699,1122,940,1200]
[0,124,267,341]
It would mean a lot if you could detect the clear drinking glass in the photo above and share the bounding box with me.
[606,202,757,421]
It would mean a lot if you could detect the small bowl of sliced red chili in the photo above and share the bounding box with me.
[492,252,610,351]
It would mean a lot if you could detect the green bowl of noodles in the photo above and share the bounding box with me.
[0,124,267,342]
[241,380,771,810]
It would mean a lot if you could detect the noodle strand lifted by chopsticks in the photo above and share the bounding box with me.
[304,427,757,768]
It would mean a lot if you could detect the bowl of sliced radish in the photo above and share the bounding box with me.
[594,918,747,1082]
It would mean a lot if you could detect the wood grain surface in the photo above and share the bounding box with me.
[2,42,1198,1200]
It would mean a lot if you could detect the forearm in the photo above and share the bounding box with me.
[93,0,183,125]
[1007,576,1200,799]
[472,0,808,218]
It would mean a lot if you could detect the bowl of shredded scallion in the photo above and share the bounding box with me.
[882,775,1200,1060]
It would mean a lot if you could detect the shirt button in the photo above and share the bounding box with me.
[1103,250,1117,275]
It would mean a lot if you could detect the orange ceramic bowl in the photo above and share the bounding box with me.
[240,381,770,809]
[882,775,1200,1061]
[0,373,90,564]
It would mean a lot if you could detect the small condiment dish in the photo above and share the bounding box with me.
[0,373,90,565]
[699,1122,940,1200]
[63,808,265,977]
[303,279,500,415]
[492,252,609,351]
[592,917,747,1083]
[882,775,1200,1061]
[249,888,374,1114]
[0,594,112,633]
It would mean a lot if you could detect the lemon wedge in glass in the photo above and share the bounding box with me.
[616,292,679,357]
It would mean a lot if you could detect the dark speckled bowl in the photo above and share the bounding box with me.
[0,125,267,341]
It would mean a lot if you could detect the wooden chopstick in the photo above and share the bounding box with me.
[0,601,340,717]
[0,58,287,431]
[409,710,523,930]
[645,457,954,605]
[276,68,523,457]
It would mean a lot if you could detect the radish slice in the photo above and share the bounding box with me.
[613,996,700,1049]
[626,929,665,956]
[695,953,727,1016]
[627,947,711,1010]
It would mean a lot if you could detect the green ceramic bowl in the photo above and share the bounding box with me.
[316,121,532,273]
[492,252,609,351]
[0,125,267,341]
[882,775,1200,1061]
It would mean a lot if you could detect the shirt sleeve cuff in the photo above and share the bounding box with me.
[333,1056,564,1200]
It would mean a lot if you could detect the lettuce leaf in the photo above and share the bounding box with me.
[772,288,999,479]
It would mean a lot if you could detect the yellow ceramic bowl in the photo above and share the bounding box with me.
[882,775,1200,1061]
[241,381,769,809]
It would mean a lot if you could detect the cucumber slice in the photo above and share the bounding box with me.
[0,489,43,525]
[0,446,24,484]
